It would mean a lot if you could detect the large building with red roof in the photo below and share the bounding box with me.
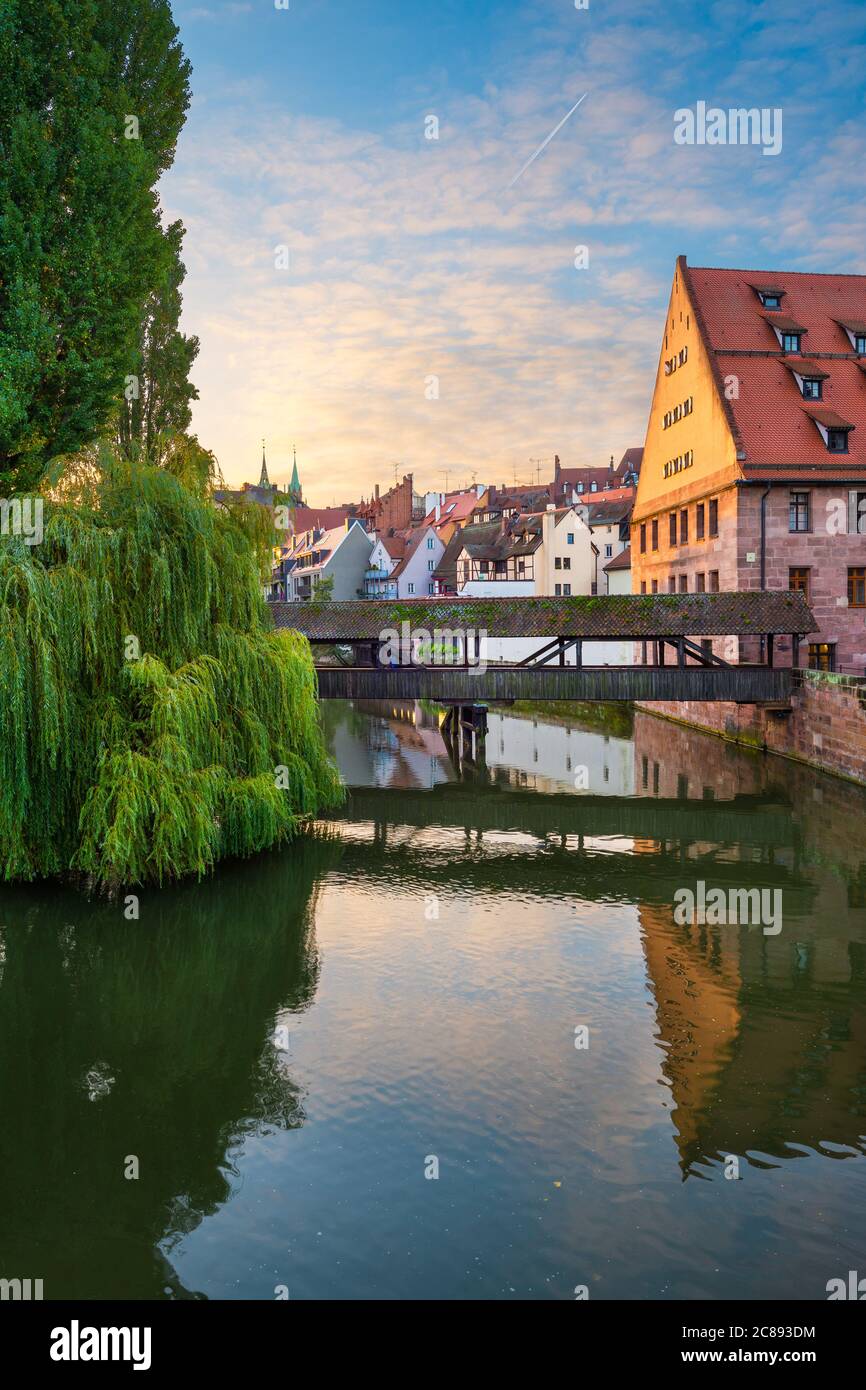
[632,256,866,674]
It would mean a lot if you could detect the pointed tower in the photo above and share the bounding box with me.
[259,440,271,490]
[288,445,302,506]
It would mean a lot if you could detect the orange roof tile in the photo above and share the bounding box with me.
[684,262,866,479]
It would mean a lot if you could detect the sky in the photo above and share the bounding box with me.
[162,0,866,500]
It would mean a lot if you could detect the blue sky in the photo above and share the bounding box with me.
[163,0,866,496]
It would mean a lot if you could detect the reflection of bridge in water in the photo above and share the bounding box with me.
[329,700,866,1176]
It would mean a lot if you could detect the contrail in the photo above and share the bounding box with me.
[508,92,588,188]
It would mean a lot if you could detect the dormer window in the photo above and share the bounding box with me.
[802,377,822,400]
[833,319,866,354]
[753,284,785,310]
[828,428,850,454]
[804,405,854,453]
[783,332,801,354]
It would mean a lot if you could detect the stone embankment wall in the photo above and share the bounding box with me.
[640,669,866,787]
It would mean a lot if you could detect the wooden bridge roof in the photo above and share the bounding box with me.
[270,590,815,641]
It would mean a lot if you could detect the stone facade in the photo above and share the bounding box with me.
[640,668,866,787]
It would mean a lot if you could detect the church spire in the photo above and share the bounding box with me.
[259,439,271,490]
[289,444,302,505]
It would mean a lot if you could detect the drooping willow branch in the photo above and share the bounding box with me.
[0,452,342,885]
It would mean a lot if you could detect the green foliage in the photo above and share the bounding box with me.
[0,0,191,490]
[116,220,200,466]
[308,575,335,606]
[0,452,343,886]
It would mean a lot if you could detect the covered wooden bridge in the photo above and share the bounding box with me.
[269,591,815,703]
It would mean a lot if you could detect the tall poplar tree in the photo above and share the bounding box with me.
[0,0,191,491]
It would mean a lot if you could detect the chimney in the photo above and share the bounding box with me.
[542,504,556,590]
[435,501,441,522]
[375,483,380,500]
[554,454,561,478]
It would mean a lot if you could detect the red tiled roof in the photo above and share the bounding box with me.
[286,505,350,533]
[683,262,866,479]
[423,491,480,528]
[802,405,855,431]
[760,312,806,335]
[581,485,635,508]
[379,534,407,559]
[779,358,829,380]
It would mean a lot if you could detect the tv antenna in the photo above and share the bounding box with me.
[529,456,554,487]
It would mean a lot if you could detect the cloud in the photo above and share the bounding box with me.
[162,0,866,495]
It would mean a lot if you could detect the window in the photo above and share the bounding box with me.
[590,481,597,492]
[856,334,866,355]
[708,499,719,536]
[802,377,822,400]
[428,583,434,595]
[762,294,781,310]
[407,582,415,594]
[789,567,811,602]
[576,482,584,493]
[427,536,434,548]
[555,583,562,596]
[790,491,810,532]
[808,642,836,672]
[555,557,562,570]
[563,583,571,596]
[428,560,435,572]
[640,523,647,554]
[567,532,574,544]
[696,502,705,539]
[651,519,658,551]
[783,332,801,353]
[849,568,866,607]
[669,512,677,546]
[651,579,658,593]
[679,509,689,544]
[695,572,706,592]
[604,544,613,558]
[827,428,849,453]
[640,580,647,594]
[851,493,866,535]
[668,576,676,593]
[679,574,688,593]
[709,570,719,592]
[563,557,571,570]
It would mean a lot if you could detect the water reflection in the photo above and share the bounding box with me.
[327,699,866,1181]
[0,836,340,1299]
[0,700,865,1299]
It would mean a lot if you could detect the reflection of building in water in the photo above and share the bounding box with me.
[324,701,639,797]
[632,709,866,1174]
[486,709,634,796]
[326,700,456,791]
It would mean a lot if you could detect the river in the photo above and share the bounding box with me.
[1,700,865,1300]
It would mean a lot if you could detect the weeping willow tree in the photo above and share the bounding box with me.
[0,452,342,886]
